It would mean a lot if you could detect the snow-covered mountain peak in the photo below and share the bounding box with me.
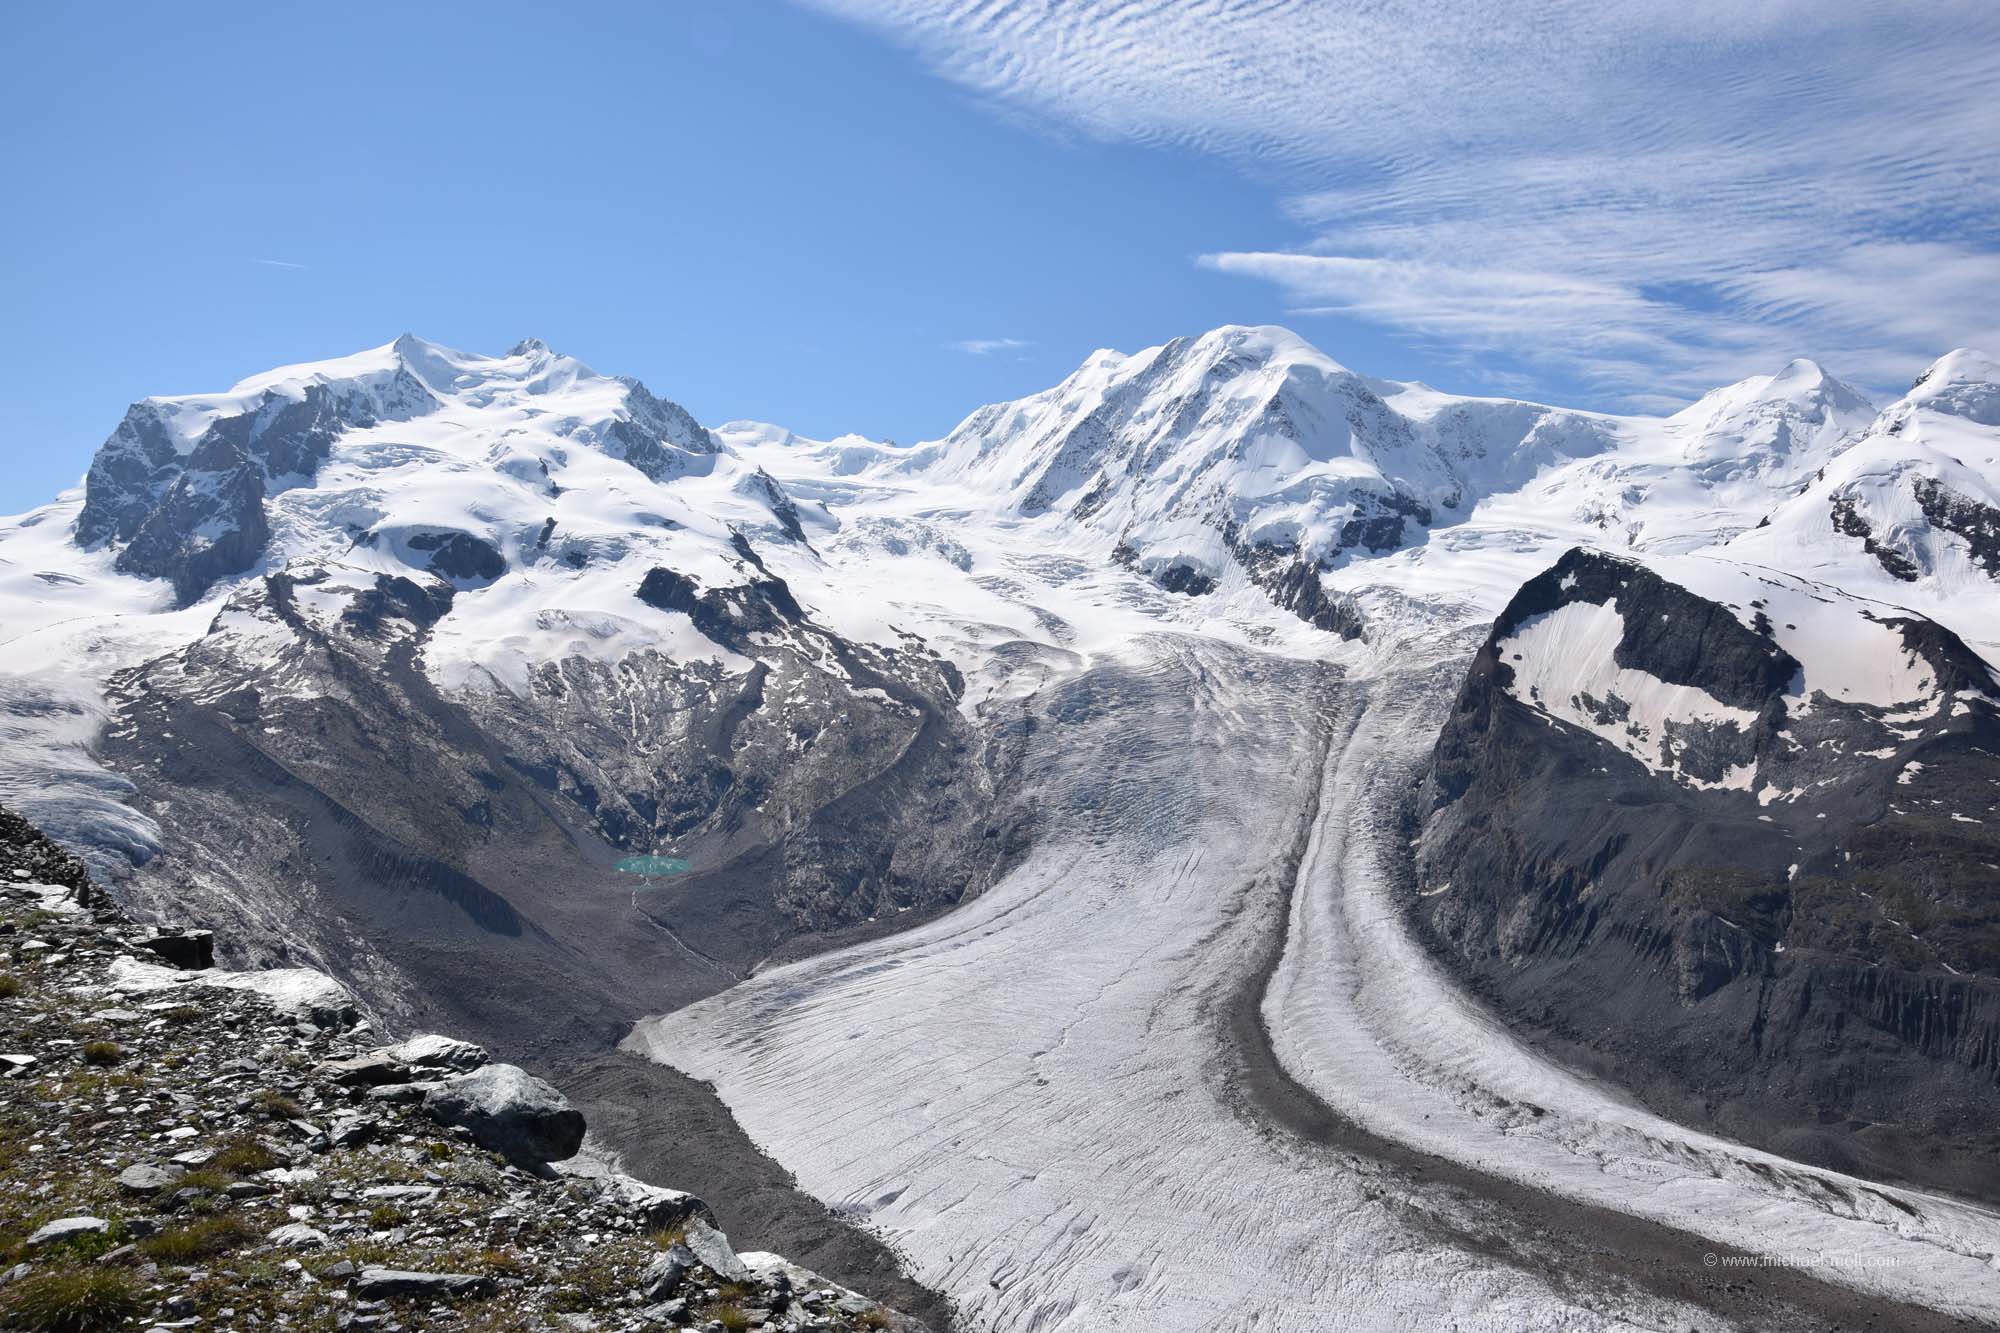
[1902,347,2000,425]
[60,335,739,609]
[1667,357,1873,467]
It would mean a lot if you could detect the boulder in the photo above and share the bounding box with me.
[352,1267,497,1300]
[117,1164,180,1194]
[267,1223,333,1249]
[329,1114,379,1147]
[592,1174,714,1231]
[420,1063,584,1164]
[26,1216,110,1249]
[682,1216,749,1281]
[640,1243,695,1300]
[316,1052,407,1087]
[136,929,214,970]
[380,1032,488,1074]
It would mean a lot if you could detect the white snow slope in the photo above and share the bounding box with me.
[6,329,2000,1328]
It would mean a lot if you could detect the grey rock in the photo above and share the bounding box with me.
[317,1052,408,1087]
[118,1163,181,1194]
[329,1114,379,1147]
[682,1216,750,1282]
[420,1063,584,1164]
[596,1175,714,1231]
[26,1216,110,1249]
[641,1243,695,1300]
[365,1081,433,1105]
[378,1032,487,1074]
[266,1223,334,1249]
[352,1267,498,1300]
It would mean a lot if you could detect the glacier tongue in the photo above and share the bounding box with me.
[634,635,2000,1330]
[630,638,1709,1331]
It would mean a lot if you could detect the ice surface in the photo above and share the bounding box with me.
[634,639,1719,1331]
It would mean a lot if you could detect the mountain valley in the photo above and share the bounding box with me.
[4,326,2000,1330]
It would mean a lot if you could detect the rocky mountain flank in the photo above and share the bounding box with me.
[1413,547,2000,1199]
[0,805,925,1333]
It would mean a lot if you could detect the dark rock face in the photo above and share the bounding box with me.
[749,468,809,544]
[406,531,507,584]
[1155,562,1216,596]
[76,374,437,605]
[1915,476,2000,575]
[637,565,806,651]
[1337,489,1430,553]
[1219,523,1367,640]
[602,378,719,482]
[1414,547,2000,1199]
[86,549,1002,1082]
[1830,493,1920,582]
[136,929,215,970]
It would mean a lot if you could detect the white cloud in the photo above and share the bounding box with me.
[950,337,1034,355]
[251,258,307,270]
[803,0,2000,404]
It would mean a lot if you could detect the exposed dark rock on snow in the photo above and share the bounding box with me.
[407,530,508,584]
[1220,524,1368,640]
[76,371,437,605]
[1415,547,2000,1197]
[1914,475,2000,574]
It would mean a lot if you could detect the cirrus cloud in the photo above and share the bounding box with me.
[800,0,2000,404]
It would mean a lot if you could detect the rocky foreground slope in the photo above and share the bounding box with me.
[0,805,922,1333]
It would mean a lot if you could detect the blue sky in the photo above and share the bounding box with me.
[5,1,1997,514]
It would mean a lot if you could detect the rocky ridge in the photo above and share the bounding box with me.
[0,805,922,1333]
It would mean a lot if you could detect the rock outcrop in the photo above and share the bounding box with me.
[0,804,927,1331]
[1413,547,2000,1198]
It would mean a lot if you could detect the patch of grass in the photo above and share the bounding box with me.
[474,1247,525,1276]
[168,1167,232,1196]
[424,1141,453,1161]
[138,1213,257,1264]
[700,1302,756,1332]
[0,973,22,998]
[162,1005,202,1026]
[859,1309,894,1330]
[647,1223,687,1248]
[366,1205,403,1230]
[208,1136,279,1175]
[78,1042,122,1068]
[250,1088,301,1121]
[0,1266,146,1332]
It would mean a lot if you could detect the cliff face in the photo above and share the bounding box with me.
[1414,548,2000,1197]
[0,804,928,1332]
